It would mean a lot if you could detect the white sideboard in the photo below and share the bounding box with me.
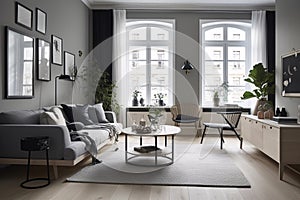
[241,115,300,180]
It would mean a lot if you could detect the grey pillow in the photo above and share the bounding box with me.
[0,110,43,124]
[40,107,66,125]
[72,105,94,125]
[94,103,109,123]
[88,106,99,124]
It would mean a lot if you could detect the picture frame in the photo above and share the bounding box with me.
[64,51,76,80]
[15,2,33,30]
[37,38,51,81]
[282,50,300,97]
[36,8,47,34]
[51,35,63,65]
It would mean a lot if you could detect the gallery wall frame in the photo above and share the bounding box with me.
[64,51,76,80]
[15,2,33,30]
[37,38,51,81]
[5,26,34,99]
[51,35,63,65]
[36,8,47,34]
[282,49,300,97]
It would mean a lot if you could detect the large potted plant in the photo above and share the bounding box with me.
[241,63,275,115]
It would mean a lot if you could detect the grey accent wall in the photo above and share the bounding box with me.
[276,0,300,117]
[0,0,90,112]
[127,10,251,105]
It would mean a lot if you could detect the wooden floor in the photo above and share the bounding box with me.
[1,129,300,200]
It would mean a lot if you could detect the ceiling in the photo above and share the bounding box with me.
[82,0,275,10]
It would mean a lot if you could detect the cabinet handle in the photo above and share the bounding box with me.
[269,126,272,129]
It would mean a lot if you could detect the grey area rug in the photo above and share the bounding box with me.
[67,142,250,188]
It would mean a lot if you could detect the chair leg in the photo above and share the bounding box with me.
[220,129,223,149]
[200,126,207,144]
[240,137,243,149]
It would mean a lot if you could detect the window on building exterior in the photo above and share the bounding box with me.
[201,21,251,107]
[126,20,174,106]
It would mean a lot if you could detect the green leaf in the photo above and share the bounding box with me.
[241,91,256,100]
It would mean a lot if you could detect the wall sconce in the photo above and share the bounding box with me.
[55,74,72,105]
[181,60,194,74]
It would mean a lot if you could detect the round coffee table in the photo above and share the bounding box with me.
[122,125,181,166]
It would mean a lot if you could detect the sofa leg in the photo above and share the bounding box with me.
[53,165,58,179]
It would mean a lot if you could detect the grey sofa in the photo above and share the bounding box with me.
[0,107,121,178]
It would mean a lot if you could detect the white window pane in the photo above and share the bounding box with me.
[228,27,246,41]
[205,46,223,60]
[227,87,245,104]
[151,87,168,105]
[151,46,169,60]
[151,27,169,40]
[129,46,146,60]
[205,27,223,41]
[228,62,245,86]
[228,46,245,60]
[23,62,32,84]
[151,61,168,70]
[129,27,146,40]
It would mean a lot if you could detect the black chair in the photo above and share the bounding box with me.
[200,111,243,149]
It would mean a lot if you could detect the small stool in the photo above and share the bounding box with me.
[20,136,50,189]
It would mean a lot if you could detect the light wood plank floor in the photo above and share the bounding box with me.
[1,130,300,200]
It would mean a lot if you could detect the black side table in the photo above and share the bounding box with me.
[20,136,50,189]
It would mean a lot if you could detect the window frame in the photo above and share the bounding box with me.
[200,20,251,107]
[126,19,175,106]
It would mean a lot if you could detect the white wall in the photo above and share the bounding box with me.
[276,0,300,117]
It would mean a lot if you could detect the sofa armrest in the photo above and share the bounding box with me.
[105,111,117,123]
[0,124,71,160]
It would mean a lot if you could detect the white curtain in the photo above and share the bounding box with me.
[251,10,267,67]
[112,10,127,125]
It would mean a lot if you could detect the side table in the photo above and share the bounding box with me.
[20,136,50,189]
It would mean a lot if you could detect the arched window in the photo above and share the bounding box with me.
[126,20,174,106]
[201,21,251,107]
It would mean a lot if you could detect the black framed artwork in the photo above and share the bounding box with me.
[37,38,51,81]
[282,50,300,97]
[15,2,33,30]
[64,51,76,80]
[36,8,47,34]
[51,35,63,65]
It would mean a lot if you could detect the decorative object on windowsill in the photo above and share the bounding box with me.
[139,96,145,106]
[132,90,140,106]
[241,63,275,115]
[154,93,167,106]
[181,60,194,74]
[213,90,220,107]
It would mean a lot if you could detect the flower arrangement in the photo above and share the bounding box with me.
[132,90,141,98]
[154,93,167,100]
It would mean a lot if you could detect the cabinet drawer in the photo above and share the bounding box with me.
[262,124,279,162]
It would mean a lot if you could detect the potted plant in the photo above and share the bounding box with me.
[241,63,275,115]
[213,90,220,107]
[154,93,167,106]
[132,90,140,106]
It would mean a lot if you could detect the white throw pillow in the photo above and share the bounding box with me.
[94,103,109,123]
[40,107,66,125]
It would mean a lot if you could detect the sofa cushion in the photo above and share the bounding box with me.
[0,110,43,124]
[40,107,66,125]
[88,106,99,124]
[94,103,109,123]
[61,104,94,125]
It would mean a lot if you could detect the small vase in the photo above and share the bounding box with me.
[139,98,145,106]
[264,110,274,119]
[213,97,220,107]
[132,97,138,106]
[257,111,264,119]
[159,99,164,106]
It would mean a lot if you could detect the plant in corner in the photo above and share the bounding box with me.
[95,71,120,116]
[241,63,275,115]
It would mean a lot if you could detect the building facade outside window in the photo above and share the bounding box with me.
[126,20,175,106]
[200,20,251,107]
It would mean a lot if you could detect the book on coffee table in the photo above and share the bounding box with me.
[134,145,162,153]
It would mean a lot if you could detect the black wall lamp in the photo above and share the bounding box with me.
[54,74,72,105]
[181,60,194,74]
